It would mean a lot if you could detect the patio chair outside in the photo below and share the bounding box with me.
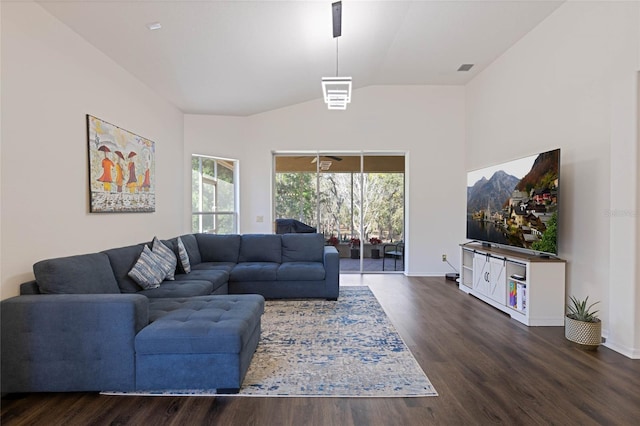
[382,242,404,271]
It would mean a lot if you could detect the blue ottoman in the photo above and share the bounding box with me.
[135,294,264,393]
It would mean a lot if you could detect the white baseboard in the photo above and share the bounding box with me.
[602,340,640,359]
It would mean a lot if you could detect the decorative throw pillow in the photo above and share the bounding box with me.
[151,237,177,280]
[177,236,191,274]
[128,246,165,289]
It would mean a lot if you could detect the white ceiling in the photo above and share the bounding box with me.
[37,0,564,116]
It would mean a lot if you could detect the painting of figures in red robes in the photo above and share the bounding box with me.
[87,115,155,213]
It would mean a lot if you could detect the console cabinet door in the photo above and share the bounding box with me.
[487,257,506,304]
[472,254,490,296]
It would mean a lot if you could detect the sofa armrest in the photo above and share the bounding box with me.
[323,246,340,299]
[1,294,149,392]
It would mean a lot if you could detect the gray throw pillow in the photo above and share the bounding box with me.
[128,246,165,289]
[177,236,191,274]
[151,237,177,280]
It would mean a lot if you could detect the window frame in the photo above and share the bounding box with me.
[191,154,239,234]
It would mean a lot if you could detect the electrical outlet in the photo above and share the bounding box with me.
[442,254,447,262]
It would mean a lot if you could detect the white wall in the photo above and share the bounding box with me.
[0,3,185,298]
[636,71,640,352]
[185,85,467,276]
[466,1,640,357]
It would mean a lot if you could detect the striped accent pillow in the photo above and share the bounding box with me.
[177,236,191,274]
[151,237,177,280]
[128,246,165,289]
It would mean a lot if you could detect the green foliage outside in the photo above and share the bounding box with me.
[275,173,317,225]
[275,171,404,243]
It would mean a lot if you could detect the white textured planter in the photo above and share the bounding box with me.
[565,316,602,350]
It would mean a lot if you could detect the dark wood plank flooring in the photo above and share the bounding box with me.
[2,275,639,425]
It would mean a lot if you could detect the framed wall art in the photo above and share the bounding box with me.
[87,115,155,213]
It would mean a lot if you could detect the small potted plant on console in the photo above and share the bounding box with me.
[565,296,602,350]
[369,237,382,259]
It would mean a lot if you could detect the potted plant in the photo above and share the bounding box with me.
[369,237,382,259]
[565,296,602,350]
[349,238,361,259]
[326,235,339,247]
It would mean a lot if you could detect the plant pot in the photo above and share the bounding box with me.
[350,248,360,259]
[371,248,380,259]
[565,316,602,350]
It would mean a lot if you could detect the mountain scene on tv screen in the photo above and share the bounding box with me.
[467,150,559,254]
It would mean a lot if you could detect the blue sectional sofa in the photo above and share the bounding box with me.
[0,233,340,394]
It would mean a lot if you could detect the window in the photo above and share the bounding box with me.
[192,155,238,234]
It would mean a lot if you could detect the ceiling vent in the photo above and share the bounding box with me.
[457,64,474,72]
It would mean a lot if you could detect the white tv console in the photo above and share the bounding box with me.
[459,243,566,326]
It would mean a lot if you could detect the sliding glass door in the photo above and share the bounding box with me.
[274,153,405,273]
[361,155,405,272]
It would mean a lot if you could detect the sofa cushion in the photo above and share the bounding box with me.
[33,253,120,294]
[128,246,165,290]
[239,234,282,263]
[136,280,214,299]
[195,234,241,263]
[281,233,324,263]
[277,262,326,281]
[176,236,192,274]
[141,295,265,352]
[230,262,279,282]
[102,244,146,293]
[151,237,177,280]
[192,262,236,274]
[173,269,229,292]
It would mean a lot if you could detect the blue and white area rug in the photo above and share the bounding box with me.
[241,286,436,397]
[104,286,437,397]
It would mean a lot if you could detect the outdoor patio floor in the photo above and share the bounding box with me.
[339,256,403,272]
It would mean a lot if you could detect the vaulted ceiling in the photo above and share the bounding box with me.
[37,0,564,116]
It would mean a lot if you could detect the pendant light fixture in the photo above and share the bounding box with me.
[321,1,352,110]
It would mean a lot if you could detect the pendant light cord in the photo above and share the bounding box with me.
[336,38,339,77]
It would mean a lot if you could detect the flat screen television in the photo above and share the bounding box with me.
[466,148,560,256]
